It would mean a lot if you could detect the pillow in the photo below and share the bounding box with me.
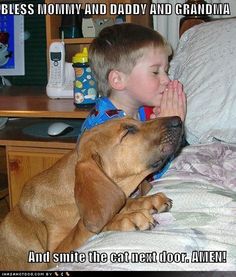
[169,18,236,144]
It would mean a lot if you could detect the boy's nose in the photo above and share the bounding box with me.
[160,73,170,86]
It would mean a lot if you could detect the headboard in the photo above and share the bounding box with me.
[179,0,211,37]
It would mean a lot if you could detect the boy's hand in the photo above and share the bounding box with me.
[150,80,186,122]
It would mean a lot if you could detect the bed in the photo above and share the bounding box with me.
[53,18,236,271]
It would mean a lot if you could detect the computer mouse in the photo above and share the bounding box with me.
[47,122,73,136]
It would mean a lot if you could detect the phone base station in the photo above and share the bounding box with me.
[46,85,73,99]
[46,62,74,99]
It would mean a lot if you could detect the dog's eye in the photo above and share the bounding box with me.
[123,124,138,134]
[120,124,138,142]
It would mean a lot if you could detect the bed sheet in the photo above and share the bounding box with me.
[54,142,236,271]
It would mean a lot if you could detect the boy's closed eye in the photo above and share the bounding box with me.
[153,70,159,75]
[151,66,160,75]
[151,65,168,75]
[153,69,168,76]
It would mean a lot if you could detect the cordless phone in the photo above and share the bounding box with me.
[46,42,74,99]
[47,42,65,88]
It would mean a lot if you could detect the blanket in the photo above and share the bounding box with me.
[53,142,236,271]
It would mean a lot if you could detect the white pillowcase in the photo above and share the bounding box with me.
[169,18,236,144]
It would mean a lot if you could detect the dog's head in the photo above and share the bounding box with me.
[75,116,183,233]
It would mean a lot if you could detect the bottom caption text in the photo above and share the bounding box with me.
[28,250,227,264]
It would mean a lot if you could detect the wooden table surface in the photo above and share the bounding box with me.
[0,86,91,119]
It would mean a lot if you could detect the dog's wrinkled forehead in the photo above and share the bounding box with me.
[83,117,141,139]
[77,118,142,154]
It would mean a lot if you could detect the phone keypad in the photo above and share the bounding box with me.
[49,52,63,87]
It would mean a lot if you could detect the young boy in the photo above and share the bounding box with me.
[80,23,186,179]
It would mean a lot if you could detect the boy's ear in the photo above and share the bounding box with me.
[108,70,127,91]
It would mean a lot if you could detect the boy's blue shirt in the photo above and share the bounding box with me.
[80,97,171,180]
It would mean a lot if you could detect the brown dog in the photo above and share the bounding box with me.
[0,116,183,270]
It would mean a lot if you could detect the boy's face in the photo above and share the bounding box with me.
[125,47,170,108]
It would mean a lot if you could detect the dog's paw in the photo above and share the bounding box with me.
[152,192,173,213]
[104,209,158,232]
[124,192,172,214]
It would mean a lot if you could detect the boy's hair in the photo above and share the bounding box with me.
[89,23,172,97]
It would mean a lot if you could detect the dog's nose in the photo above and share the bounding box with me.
[168,116,182,128]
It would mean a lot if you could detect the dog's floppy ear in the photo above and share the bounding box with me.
[75,154,126,234]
